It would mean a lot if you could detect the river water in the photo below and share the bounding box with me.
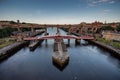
[0,28,120,80]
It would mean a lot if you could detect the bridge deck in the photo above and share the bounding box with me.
[24,35,94,40]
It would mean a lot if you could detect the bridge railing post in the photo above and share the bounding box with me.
[68,39,70,46]
[31,24,35,33]
[17,27,21,32]
[44,28,48,35]
[75,39,81,45]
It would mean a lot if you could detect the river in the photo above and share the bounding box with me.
[0,28,120,80]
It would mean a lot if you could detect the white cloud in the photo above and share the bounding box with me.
[88,0,116,6]
[109,1,115,4]
[98,0,109,3]
[88,3,96,6]
[102,9,111,14]
[103,9,110,12]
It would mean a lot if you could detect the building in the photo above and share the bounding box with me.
[91,21,103,28]
[102,31,120,41]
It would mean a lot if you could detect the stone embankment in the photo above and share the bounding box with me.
[0,41,29,61]
[52,39,69,67]
[87,40,120,58]
[61,28,120,58]
[0,31,45,61]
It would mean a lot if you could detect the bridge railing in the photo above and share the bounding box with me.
[23,35,94,41]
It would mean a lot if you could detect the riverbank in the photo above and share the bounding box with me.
[0,41,29,61]
[97,38,120,49]
[61,28,120,58]
[0,31,45,61]
[87,40,120,58]
[0,38,15,49]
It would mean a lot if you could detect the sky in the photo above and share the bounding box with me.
[0,0,120,24]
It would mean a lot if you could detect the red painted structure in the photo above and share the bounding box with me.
[23,34,94,41]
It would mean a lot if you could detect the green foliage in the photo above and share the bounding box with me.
[22,22,26,24]
[97,38,111,44]
[10,21,17,24]
[0,39,4,45]
[102,26,114,31]
[34,28,43,30]
[97,38,120,49]
[117,25,120,32]
[112,42,120,49]
[0,27,17,38]
[21,28,31,32]
[0,38,15,48]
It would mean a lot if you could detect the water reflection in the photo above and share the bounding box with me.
[45,39,48,47]
[107,55,120,69]
[52,58,69,71]
[0,28,120,80]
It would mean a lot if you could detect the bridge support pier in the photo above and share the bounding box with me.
[31,27,34,33]
[75,39,81,45]
[45,28,49,35]
[45,28,47,34]
[68,39,70,46]
[67,26,71,35]
[45,39,48,47]
[17,27,21,32]
[57,28,59,33]
[44,28,48,47]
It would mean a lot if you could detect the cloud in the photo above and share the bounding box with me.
[88,0,116,6]
[109,1,115,4]
[88,3,96,6]
[98,0,109,3]
[102,9,111,14]
[103,9,110,12]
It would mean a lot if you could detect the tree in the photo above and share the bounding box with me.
[0,27,17,38]
[21,28,31,32]
[22,22,26,24]
[101,26,114,31]
[117,25,120,32]
[10,21,17,24]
